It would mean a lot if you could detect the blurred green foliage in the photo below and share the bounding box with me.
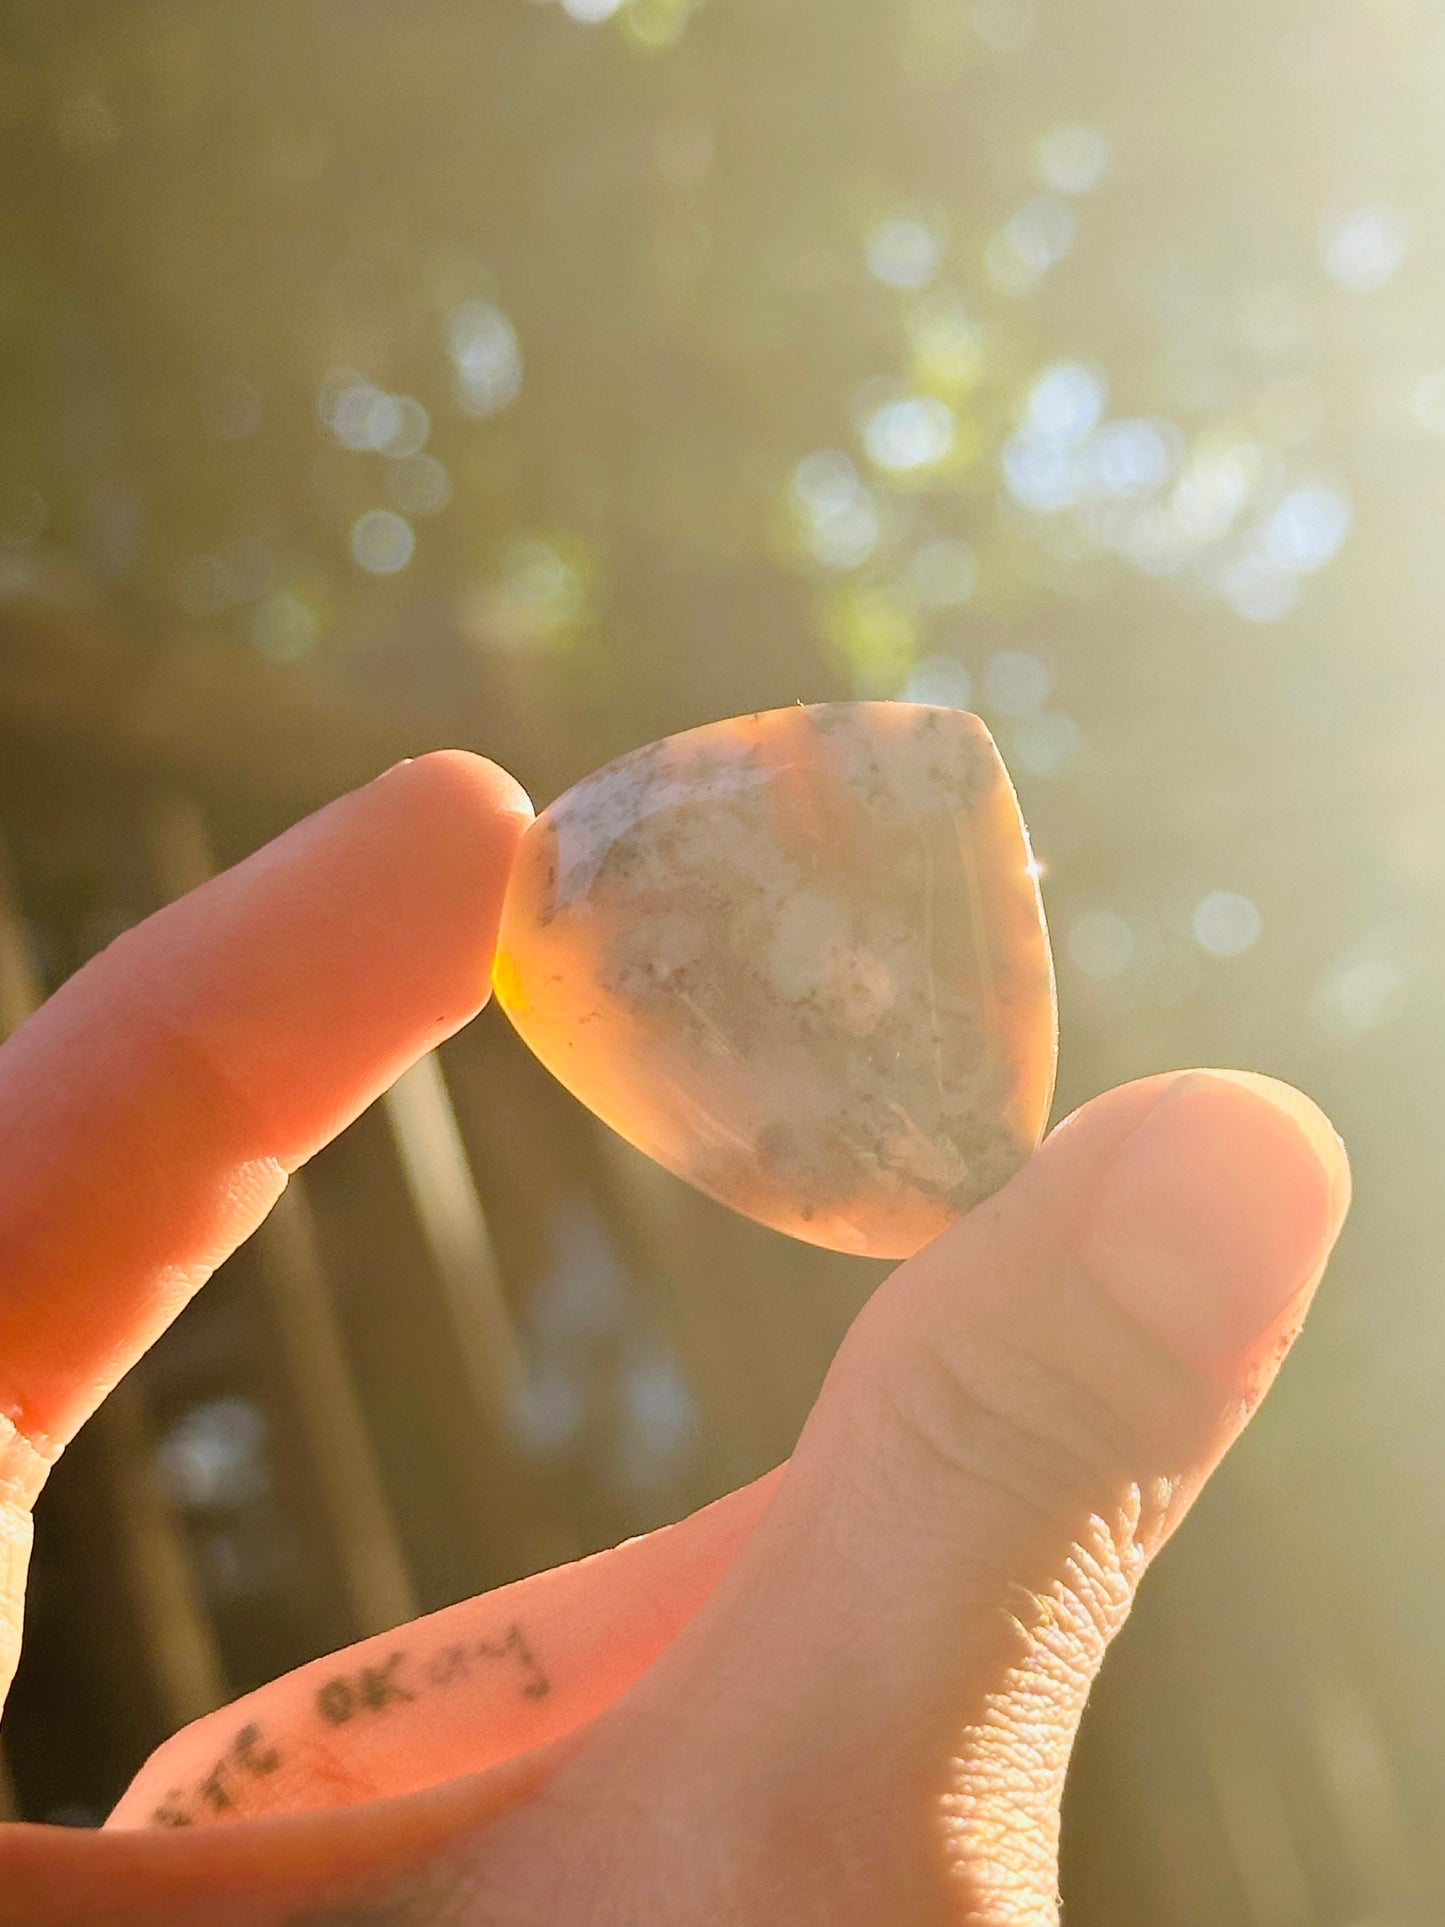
[4,0,1445,1916]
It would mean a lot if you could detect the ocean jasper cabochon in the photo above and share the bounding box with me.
[492,702,1057,1259]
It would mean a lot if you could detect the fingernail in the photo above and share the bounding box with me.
[1078,1070,1351,1381]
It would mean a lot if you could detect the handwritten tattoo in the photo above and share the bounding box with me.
[316,1651,416,1725]
[149,1623,550,1828]
[422,1622,550,1701]
[150,1721,282,1827]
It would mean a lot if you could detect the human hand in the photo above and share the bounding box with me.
[0,753,1350,1925]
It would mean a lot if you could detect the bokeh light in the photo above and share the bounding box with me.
[1192,890,1263,958]
[450,302,523,417]
[988,196,1076,292]
[156,1399,272,1511]
[902,654,973,708]
[863,396,956,472]
[387,455,453,518]
[982,648,1051,717]
[907,537,978,607]
[250,589,322,662]
[1038,123,1111,195]
[791,450,882,569]
[1312,952,1408,1039]
[561,0,625,22]
[350,509,416,576]
[1014,710,1082,777]
[865,216,942,290]
[1320,204,1411,293]
[1068,909,1135,980]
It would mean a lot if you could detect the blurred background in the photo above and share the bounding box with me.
[0,0,1439,1917]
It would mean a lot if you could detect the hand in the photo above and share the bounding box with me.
[0,753,1350,1926]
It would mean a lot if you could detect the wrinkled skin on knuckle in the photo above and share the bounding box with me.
[936,1506,1151,1927]
[834,1284,1135,1565]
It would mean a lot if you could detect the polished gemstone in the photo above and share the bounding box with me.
[492,702,1057,1259]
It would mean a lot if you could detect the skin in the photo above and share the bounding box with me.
[0,752,1351,1925]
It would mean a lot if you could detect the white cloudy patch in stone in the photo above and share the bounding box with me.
[646,911,706,982]
[552,754,776,905]
[830,948,899,1037]
[763,887,853,1003]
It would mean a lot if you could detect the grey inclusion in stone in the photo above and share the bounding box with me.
[585,704,1022,1225]
[493,699,1056,1257]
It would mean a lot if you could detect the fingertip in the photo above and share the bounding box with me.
[1078,1068,1351,1386]
[251,750,535,1124]
[312,749,535,1033]
[126,746,537,1156]
[0,748,538,1451]
[374,750,536,836]
[1188,1067,1352,1228]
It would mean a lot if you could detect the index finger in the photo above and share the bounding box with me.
[0,750,531,1460]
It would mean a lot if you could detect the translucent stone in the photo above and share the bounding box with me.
[492,702,1057,1259]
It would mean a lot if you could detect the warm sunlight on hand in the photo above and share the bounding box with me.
[0,755,1349,1926]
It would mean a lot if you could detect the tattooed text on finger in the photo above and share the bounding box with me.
[149,1623,549,1828]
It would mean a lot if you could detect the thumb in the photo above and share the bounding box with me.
[487,1069,1350,1926]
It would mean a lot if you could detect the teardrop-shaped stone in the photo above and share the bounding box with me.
[492,702,1057,1259]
